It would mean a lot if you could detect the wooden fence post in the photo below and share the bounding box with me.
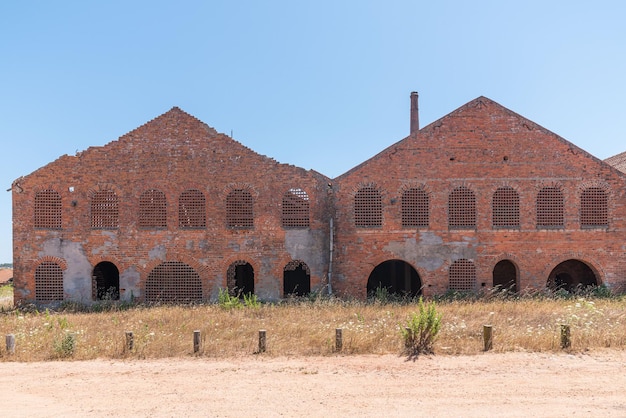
[335,328,343,352]
[258,330,266,353]
[483,325,493,351]
[193,330,201,353]
[125,331,134,352]
[560,324,571,349]
[6,334,15,355]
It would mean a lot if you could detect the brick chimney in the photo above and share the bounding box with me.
[410,91,419,135]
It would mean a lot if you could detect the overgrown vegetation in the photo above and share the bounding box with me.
[401,297,442,359]
[1,286,626,361]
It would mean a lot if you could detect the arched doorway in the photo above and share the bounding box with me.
[93,261,120,300]
[227,261,254,297]
[283,260,311,297]
[367,260,422,298]
[547,259,598,292]
[492,260,517,292]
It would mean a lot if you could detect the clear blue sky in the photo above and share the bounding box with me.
[1,1,625,263]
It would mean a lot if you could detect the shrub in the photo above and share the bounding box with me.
[53,332,76,358]
[401,297,442,358]
[218,288,242,309]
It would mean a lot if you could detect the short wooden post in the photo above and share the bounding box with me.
[483,325,493,351]
[193,330,201,353]
[6,334,16,355]
[560,324,571,349]
[125,331,134,352]
[335,328,343,352]
[258,330,266,353]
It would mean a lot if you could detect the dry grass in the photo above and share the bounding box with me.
[1,288,625,361]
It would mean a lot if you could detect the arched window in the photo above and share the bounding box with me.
[283,260,311,297]
[580,187,608,228]
[354,186,382,228]
[91,190,119,229]
[227,260,254,296]
[449,259,477,291]
[35,261,64,301]
[34,189,62,229]
[226,189,253,229]
[178,189,206,229]
[537,187,563,228]
[401,188,429,228]
[448,186,476,229]
[139,189,167,229]
[282,188,310,228]
[145,261,202,302]
[492,187,520,228]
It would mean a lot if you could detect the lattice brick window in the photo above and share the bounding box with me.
[536,187,564,228]
[35,261,64,301]
[354,186,382,228]
[448,186,476,229]
[34,189,62,229]
[492,187,520,228]
[580,187,608,228]
[401,188,429,228]
[226,189,253,229]
[282,188,310,228]
[91,190,119,229]
[178,189,206,229]
[448,259,477,291]
[139,189,167,228]
[145,261,202,302]
[284,259,311,275]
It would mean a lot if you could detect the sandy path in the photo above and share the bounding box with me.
[1,351,626,417]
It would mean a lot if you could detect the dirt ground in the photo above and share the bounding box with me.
[2,351,626,417]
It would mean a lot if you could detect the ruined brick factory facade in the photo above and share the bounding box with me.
[11,94,626,305]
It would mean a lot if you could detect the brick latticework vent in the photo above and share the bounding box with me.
[226,189,254,229]
[282,188,310,228]
[537,187,564,228]
[448,186,476,229]
[449,259,476,291]
[34,189,62,229]
[354,186,382,228]
[145,261,202,302]
[34,261,64,301]
[91,190,118,229]
[580,187,608,228]
[178,189,206,229]
[401,188,429,228]
[492,187,520,228]
[139,189,167,229]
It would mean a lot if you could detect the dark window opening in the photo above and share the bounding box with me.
[283,261,311,297]
[547,260,598,292]
[92,261,120,300]
[492,260,517,292]
[367,260,422,298]
[227,261,254,297]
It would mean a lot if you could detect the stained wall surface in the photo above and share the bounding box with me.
[12,97,626,304]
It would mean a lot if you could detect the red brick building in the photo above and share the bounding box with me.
[11,95,626,305]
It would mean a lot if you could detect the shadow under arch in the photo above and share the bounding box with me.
[367,259,422,298]
[492,259,518,293]
[547,259,599,292]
